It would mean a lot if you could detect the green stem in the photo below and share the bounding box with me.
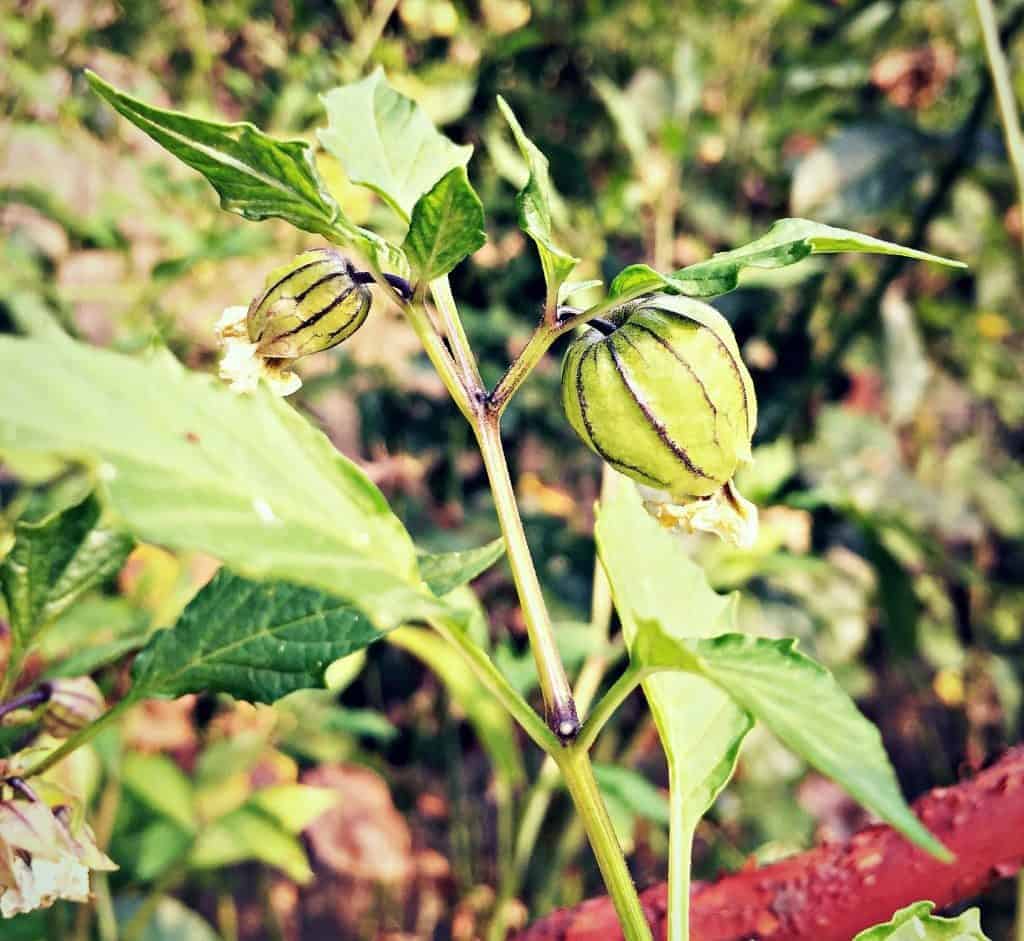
[404,295,478,420]
[348,0,400,74]
[431,275,483,389]
[488,287,652,417]
[576,664,645,754]
[974,0,1024,251]
[387,254,647,935]
[21,697,134,779]
[488,321,557,417]
[557,747,653,941]
[666,774,695,941]
[476,419,578,739]
[0,639,26,701]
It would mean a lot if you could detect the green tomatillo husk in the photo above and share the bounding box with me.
[246,248,371,357]
[41,678,105,739]
[216,248,372,396]
[561,293,759,546]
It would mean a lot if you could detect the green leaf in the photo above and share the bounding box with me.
[190,805,313,883]
[115,897,222,941]
[0,338,439,630]
[249,784,340,832]
[593,763,671,828]
[688,633,950,859]
[0,494,133,654]
[607,263,667,301]
[595,483,752,930]
[131,570,385,703]
[853,902,989,941]
[402,166,486,283]
[604,485,949,859]
[496,96,579,296]
[87,71,338,236]
[389,626,524,788]
[319,69,473,223]
[86,71,406,276]
[418,538,505,597]
[122,753,197,833]
[674,218,965,296]
[135,821,193,881]
[608,218,965,300]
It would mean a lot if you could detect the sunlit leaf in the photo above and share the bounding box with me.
[496,96,579,295]
[87,71,337,235]
[0,338,440,630]
[609,218,965,299]
[595,483,752,926]
[86,71,407,276]
[319,69,472,222]
[687,633,949,859]
[853,902,989,940]
[190,805,314,883]
[403,166,486,283]
[249,784,340,833]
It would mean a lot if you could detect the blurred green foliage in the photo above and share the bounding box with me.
[1,0,1022,938]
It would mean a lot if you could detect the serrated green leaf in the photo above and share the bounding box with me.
[86,71,407,277]
[609,218,965,300]
[688,633,950,859]
[595,483,752,932]
[87,71,338,236]
[131,570,385,703]
[190,805,313,883]
[0,338,439,629]
[496,97,579,296]
[403,166,486,284]
[854,902,989,941]
[0,494,133,655]
[319,69,473,222]
[418,538,505,597]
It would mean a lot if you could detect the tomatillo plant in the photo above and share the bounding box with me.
[0,68,972,940]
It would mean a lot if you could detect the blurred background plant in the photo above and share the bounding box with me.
[0,0,1021,939]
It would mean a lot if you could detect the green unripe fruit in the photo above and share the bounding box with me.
[246,248,371,358]
[42,677,105,738]
[561,294,756,499]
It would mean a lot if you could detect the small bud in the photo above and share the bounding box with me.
[42,678,105,739]
[216,249,373,396]
[561,294,759,546]
[247,248,372,358]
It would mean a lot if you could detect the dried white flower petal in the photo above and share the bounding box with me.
[0,800,116,918]
[638,479,759,549]
[215,306,301,397]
